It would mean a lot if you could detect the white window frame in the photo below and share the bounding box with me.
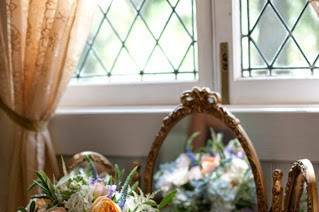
[213,0,319,105]
[59,0,215,107]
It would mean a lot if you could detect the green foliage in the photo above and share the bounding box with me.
[84,155,98,180]
[119,166,139,207]
[185,132,200,151]
[158,190,177,209]
[29,171,60,207]
[209,130,225,160]
[114,164,125,187]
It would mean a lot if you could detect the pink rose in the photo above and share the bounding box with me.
[201,155,220,175]
[92,182,107,199]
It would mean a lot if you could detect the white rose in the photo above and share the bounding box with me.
[175,153,191,168]
[224,158,249,187]
[169,167,189,186]
[188,166,203,181]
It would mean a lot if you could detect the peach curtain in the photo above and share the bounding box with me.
[310,0,319,16]
[0,0,96,210]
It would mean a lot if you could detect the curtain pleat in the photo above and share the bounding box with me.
[0,0,96,210]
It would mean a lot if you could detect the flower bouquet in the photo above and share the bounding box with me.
[154,131,256,212]
[19,156,175,212]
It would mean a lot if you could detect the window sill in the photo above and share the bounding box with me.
[56,104,319,115]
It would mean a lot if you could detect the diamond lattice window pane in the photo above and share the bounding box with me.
[75,0,198,82]
[250,5,288,64]
[293,5,319,64]
[241,0,319,78]
[271,0,305,29]
[159,14,192,69]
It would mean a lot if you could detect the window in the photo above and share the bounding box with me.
[214,0,319,105]
[75,0,198,82]
[60,0,214,107]
[240,0,319,78]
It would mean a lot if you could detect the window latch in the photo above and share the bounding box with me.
[220,42,229,104]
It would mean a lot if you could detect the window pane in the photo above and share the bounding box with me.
[240,0,319,78]
[75,0,198,82]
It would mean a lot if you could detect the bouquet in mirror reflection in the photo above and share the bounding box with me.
[154,131,256,212]
[20,156,175,212]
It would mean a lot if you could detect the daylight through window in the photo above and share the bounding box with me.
[240,0,319,78]
[74,0,198,83]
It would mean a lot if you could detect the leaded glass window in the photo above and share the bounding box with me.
[74,0,198,82]
[240,0,319,78]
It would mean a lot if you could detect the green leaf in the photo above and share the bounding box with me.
[84,155,98,180]
[130,181,139,193]
[114,164,125,187]
[60,155,68,176]
[28,171,59,204]
[119,166,138,207]
[186,132,200,150]
[29,200,36,212]
[159,190,177,209]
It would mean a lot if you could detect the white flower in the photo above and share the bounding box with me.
[123,196,135,211]
[170,166,189,186]
[223,158,249,187]
[123,190,158,212]
[175,153,191,168]
[188,166,203,181]
[155,155,191,192]
[175,190,189,203]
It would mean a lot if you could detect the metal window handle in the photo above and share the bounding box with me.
[220,42,230,104]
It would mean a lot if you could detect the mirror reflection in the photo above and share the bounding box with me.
[153,113,257,211]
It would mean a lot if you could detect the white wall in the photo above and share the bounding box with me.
[51,108,319,161]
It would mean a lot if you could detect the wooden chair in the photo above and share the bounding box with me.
[272,159,318,212]
[67,151,113,176]
[67,151,142,184]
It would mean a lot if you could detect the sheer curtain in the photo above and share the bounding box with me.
[310,0,319,16]
[0,0,96,210]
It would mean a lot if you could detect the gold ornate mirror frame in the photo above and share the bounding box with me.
[143,87,268,212]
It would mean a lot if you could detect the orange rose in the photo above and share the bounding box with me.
[201,155,220,175]
[91,196,121,212]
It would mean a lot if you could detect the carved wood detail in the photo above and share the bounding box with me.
[272,169,284,212]
[68,151,114,175]
[283,159,319,212]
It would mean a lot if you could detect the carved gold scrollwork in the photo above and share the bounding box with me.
[143,87,268,212]
[284,159,318,212]
[272,169,284,212]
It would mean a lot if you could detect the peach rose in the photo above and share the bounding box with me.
[34,198,49,209]
[91,196,121,212]
[200,155,220,175]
